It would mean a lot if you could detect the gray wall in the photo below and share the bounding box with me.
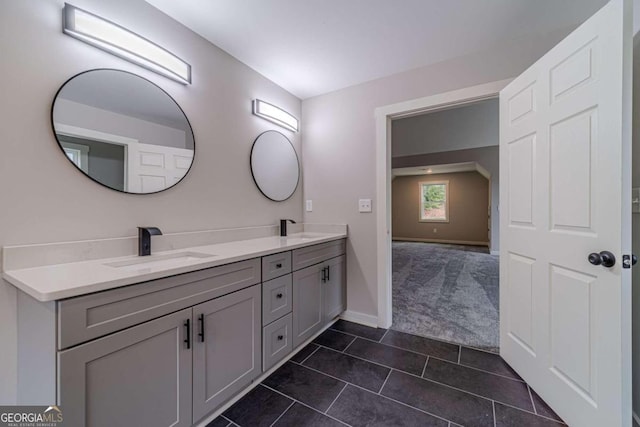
[0,0,301,403]
[392,99,498,157]
[393,146,499,251]
[302,25,581,321]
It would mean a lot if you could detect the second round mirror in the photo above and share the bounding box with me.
[250,131,300,201]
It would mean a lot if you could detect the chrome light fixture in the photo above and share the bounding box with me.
[62,3,191,84]
[252,99,299,132]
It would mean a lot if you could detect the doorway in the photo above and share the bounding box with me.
[389,100,500,351]
[374,80,507,330]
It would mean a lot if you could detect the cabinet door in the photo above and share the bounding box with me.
[323,255,346,322]
[192,285,261,422]
[292,264,324,348]
[58,308,192,427]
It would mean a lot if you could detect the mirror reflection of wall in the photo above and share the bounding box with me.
[52,69,195,194]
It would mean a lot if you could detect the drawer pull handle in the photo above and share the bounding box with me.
[198,313,205,343]
[276,293,284,299]
[277,335,284,341]
[184,319,191,349]
[327,265,330,281]
[276,263,283,268]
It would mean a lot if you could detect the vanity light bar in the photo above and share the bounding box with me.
[252,99,299,132]
[62,3,191,85]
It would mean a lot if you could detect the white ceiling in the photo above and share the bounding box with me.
[146,0,607,99]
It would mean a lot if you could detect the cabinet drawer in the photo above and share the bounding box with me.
[58,258,261,349]
[292,239,346,271]
[262,275,292,325]
[262,251,292,281]
[263,313,293,372]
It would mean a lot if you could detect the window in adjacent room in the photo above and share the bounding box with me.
[419,181,449,222]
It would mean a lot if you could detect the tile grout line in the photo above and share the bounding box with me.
[492,401,497,427]
[260,383,352,427]
[527,384,537,415]
[282,361,454,424]
[434,355,525,382]
[268,401,295,427]
[378,328,390,342]
[299,345,321,364]
[421,356,430,377]
[302,342,533,416]
[220,415,235,426]
[492,399,566,424]
[341,336,358,353]
[374,378,455,425]
[332,324,470,362]
[377,369,393,395]
[386,366,542,416]
[326,337,523,383]
[325,382,348,415]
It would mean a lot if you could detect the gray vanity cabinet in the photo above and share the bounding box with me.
[291,243,347,348]
[58,308,193,427]
[323,255,346,322]
[192,284,261,422]
[292,263,325,347]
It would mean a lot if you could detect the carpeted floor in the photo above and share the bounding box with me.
[392,241,500,352]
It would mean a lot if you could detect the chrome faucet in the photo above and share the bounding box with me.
[280,219,296,237]
[138,227,162,256]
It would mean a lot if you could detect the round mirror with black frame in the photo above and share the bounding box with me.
[51,69,195,194]
[250,130,300,202]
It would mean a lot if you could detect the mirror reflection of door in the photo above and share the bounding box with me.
[51,69,195,194]
[60,135,125,191]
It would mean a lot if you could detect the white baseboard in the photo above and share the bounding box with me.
[490,250,500,255]
[340,310,379,328]
[633,411,640,427]
[392,237,489,247]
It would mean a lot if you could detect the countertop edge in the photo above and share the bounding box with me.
[3,233,347,302]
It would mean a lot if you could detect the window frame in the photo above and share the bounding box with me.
[418,180,450,223]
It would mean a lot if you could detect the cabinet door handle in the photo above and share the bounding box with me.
[327,265,330,281]
[277,335,284,341]
[276,293,284,299]
[276,263,283,268]
[184,319,191,349]
[321,267,326,283]
[198,313,205,342]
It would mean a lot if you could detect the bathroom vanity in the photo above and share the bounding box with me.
[3,227,346,427]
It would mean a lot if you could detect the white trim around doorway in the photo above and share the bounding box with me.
[373,78,512,328]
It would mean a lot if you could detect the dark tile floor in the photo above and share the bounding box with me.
[208,320,565,427]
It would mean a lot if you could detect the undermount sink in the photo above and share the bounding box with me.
[105,251,216,271]
[287,232,324,240]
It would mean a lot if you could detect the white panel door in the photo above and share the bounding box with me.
[127,142,193,193]
[499,1,632,426]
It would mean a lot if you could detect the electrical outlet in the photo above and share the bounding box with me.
[433,228,438,233]
[306,200,313,212]
[359,199,372,213]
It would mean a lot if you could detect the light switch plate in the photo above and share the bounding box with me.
[359,199,372,213]
[306,200,313,212]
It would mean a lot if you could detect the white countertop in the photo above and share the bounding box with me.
[2,232,346,302]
